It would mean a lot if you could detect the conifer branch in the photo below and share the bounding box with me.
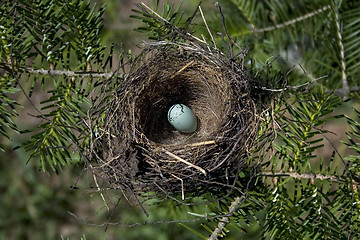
[263,172,337,181]
[25,67,115,78]
[1,64,116,78]
[208,197,243,240]
[255,5,330,33]
[262,172,360,185]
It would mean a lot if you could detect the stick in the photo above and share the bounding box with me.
[91,169,110,211]
[170,60,195,79]
[185,140,216,147]
[215,2,233,57]
[199,6,217,49]
[170,173,185,200]
[139,2,207,44]
[208,197,242,240]
[164,150,207,175]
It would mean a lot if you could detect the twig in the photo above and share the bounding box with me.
[140,2,170,23]
[184,140,216,148]
[91,170,110,211]
[164,150,207,175]
[199,5,217,49]
[254,56,279,78]
[183,1,202,32]
[215,2,233,58]
[255,5,331,33]
[170,60,195,78]
[254,75,327,92]
[208,197,242,240]
[68,210,207,228]
[98,127,117,138]
[139,2,207,45]
[170,173,185,200]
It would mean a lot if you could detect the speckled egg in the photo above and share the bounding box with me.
[167,104,197,133]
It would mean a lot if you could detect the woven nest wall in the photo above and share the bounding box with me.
[92,42,260,197]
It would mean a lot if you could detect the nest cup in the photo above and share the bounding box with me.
[95,42,259,197]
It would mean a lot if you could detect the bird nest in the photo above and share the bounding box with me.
[90,42,260,199]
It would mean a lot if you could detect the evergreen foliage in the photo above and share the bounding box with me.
[0,0,113,172]
[0,0,359,239]
[188,0,360,239]
[131,0,185,40]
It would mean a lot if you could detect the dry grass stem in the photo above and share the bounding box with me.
[164,150,207,175]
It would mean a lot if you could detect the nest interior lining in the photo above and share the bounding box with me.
[136,60,232,145]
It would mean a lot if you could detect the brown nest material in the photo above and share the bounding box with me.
[92,41,260,198]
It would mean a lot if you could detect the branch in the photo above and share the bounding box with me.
[25,67,115,78]
[262,172,360,186]
[254,75,328,92]
[1,63,117,78]
[255,5,330,33]
[263,171,337,181]
[208,197,242,240]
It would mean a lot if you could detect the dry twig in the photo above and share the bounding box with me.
[208,197,243,240]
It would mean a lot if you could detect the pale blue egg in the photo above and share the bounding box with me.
[167,104,197,133]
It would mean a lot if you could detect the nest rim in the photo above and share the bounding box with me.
[92,41,261,198]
